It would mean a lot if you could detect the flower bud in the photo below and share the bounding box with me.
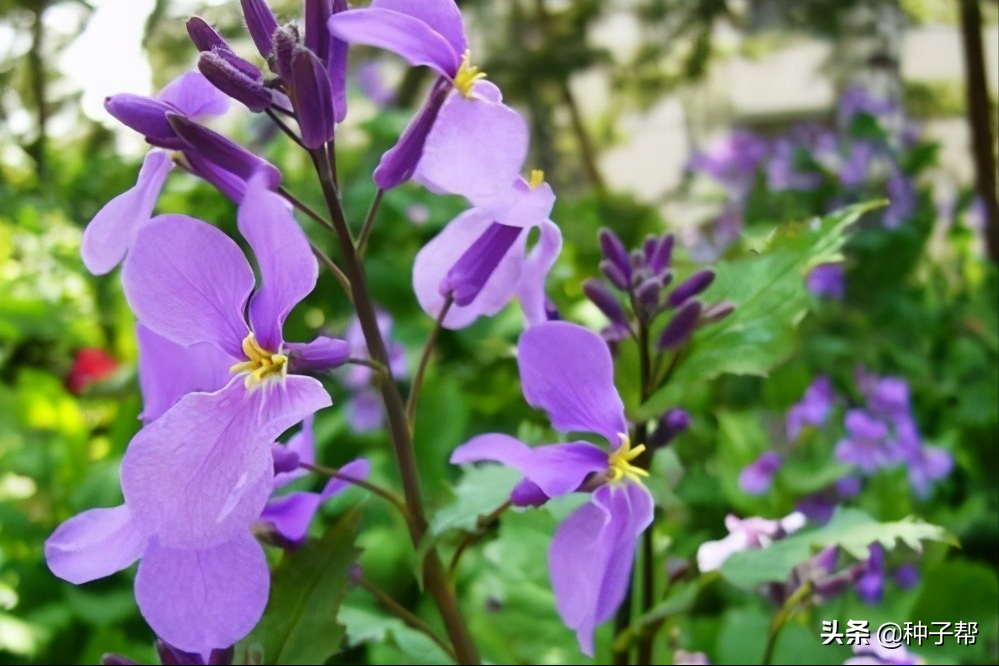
[104,95,181,148]
[168,114,282,188]
[101,656,139,666]
[290,46,335,147]
[272,23,299,82]
[374,77,450,189]
[240,0,279,59]
[599,259,630,291]
[650,233,675,275]
[270,443,300,475]
[648,407,690,448]
[634,276,661,308]
[440,223,523,306]
[199,50,272,112]
[658,300,702,350]
[668,269,715,307]
[702,300,735,324]
[182,150,248,202]
[156,640,204,665]
[510,479,550,507]
[599,229,631,280]
[286,336,350,373]
[186,16,230,53]
[583,279,627,325]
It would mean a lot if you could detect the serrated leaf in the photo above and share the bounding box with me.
[247,510,360,664]
[720,507,958,588]
[339,605,455,665]
[639,201,884,419]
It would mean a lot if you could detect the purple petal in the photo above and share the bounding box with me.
[413,207,525,329]
[510,479,549,507]
[414,93,529,203]
[549,483,653,656]
[328,1,349,122]
[182,150,248,203]
[81,151,172,275]
[272,415,315,488]
[168,115,282,189]
[738,452,782,495]
[135,533,269,654]
[45,505,145,585]
[157,71,230,119]
[123,215,252,357]
[518,321,627,444]
[104,94,182,148]
[517,218,562,327]
[328,8,459,77]
[696,531,751,573]
[373,77,450,189]
[251,375,333,440]
[120,381,275,548]
[451,434,608,498]
[347,391,384,433]
[440,222,523,306]
[372,0,467,56]
[238,178,317,352]
[187,17,231,53]
[261,459,370,543]
[136,324,235,424]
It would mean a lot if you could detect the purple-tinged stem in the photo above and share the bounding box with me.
[406,297,454,426]
[356,189,385,257]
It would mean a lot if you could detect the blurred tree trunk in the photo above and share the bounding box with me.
[958,0,999,262]
[26,0,49,181]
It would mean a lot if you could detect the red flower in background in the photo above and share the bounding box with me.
[66,348,118,395]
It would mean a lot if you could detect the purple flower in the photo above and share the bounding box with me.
[807,263,846,300]
[883,169,916,229]
[786,376,836,441]
[839,141,875,188]
[450,322,649,655]
[696,512,806,572]
[258,417,370,547]
[674,651,712,665]
[82,73,229,275]
[838,86,895,130]
[329,0,528,192]
[766,137,822,192]
[688,130,768,199]
[356,60,396,107]
[796,476,862,524]
[738,452,782,495]
[905,444,953,498]
[413,173,563,328]
[835,409,900,472]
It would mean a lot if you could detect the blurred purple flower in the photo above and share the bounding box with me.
[738,452,782,495]
[342,311,407,433]
[786,376,837,441]
[845,641,924,666]
[807,263,846,300]
[688,130,768,199]
[883,169,917,229]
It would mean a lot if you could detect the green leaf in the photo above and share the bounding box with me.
[339,604,455,665]
[639,201,884,419]
[720,507,958,589]
[247,510,360,664]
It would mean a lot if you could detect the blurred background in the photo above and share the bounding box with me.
[1,1,997,664]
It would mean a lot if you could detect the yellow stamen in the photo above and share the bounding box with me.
[606,434,650,484]
[230,332,288,388]
[529,169,545,188]
[453,50,487,98]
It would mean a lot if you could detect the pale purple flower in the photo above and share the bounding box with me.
[838,86,895,130]
[766,137,822,192]
[835,409,900,472]
[696,512,806,573]
[674,650,712,665]
[786,376,836,441]
[883,169,916,229]
[807,263,846,300]
[413,173,563,329]
[355,60,396,107]
[82,73,229,275]
[451,321,649,655]
[905,444,953,498]
[796,476,861,524]
[329,0,528,193]
[839,141,875,188]
[738,452,782,495]
[688,130,768,199]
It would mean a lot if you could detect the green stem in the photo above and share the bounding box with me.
[300,462,407,516]
[356,189,385,256]
[278,186,335,232]
[762,581,814,666]
[406,297,453,427]
[357,577,458,663]
[309,242,352,301]
[266,108,306,149]
[308,148,481,665]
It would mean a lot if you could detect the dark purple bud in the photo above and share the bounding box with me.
[702,300,735,324]
[635,277,661,308]
[599,229,632,280]
[648,407,690,448]
[215,47,264,80]
[104,94,181,148]
[658,300,702,350]
[374,77,450,189]
[207,647,234,666]
[182,149,248,203]
[168,114,282,188]
[630,266,651,288]
[599,259,630,291]
[328,0,349,122]
[101,655,139,666]
[272,23,299,82]
[241,0,279,59]
[650,233,675,275]
[892,564,920,589]
[304,0,333,59]
[813,547,840,576]
[271,442,300,475]
[668,270,715,307]
[199,51,272,112]
[510,479,550,507]
[544,297,561,321]
[286,337,350,373]
[290,46,336,148]
[630,249,645,270]
[156,640,204,666]
[643,235,659,262]
[583,279,627,324]
[187,16,231,53]
[814,571,852,600]
[440,222,522,306]
[349,563,363,585]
